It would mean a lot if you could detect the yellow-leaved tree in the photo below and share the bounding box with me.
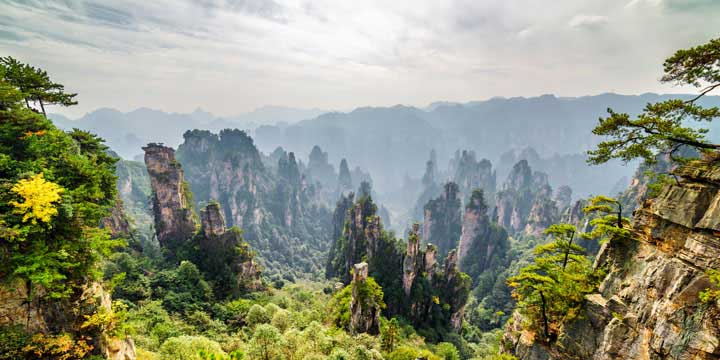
[10,173,64,224]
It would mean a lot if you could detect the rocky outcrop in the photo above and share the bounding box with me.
[143,143,197,255]
[100,198,133,239]
[349,263,382,335]
[524,197,560,236]
[306,145,336,188]
[442,250,470,331]
[450,149,497,204]
[327,190,471,335]
[457,190,510,279]
[196,202,263,293]
[495,160,559,235]
[504,157,720,359]
[338,158,353,195]
[0,279,137,360]
[175,129,331,276]
[423,182,462,257]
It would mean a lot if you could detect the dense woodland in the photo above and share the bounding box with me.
[1,37,719,360]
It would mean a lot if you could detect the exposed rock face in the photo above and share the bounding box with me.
[403,224,422,296]
[197,202,263,293]
[450,149,497,204]
[423,182,462,257]
[327,190,471,334]
[143,143,197,255]
[554,185,573,211]
[307,145,336,189]
[442,250,469,331]
[504,158,720,359]
[0,280,137,360]
[524,197,560,236]
[457,190,510,279]
[175,129,331,275]
[100,198,132,239]
[326,193,355,278]
[200,202,226,238]
[495,160,559,235]
[350,262,381,335]
[338,158,353,195]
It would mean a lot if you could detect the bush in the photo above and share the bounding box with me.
[159,336,225,360]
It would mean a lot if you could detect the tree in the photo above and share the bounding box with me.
[249,324,281,360]
[508,223,599,341]
[582,196,632,244]
[539,224,585,270]
[0,56,78,116]
[588,38,720,166]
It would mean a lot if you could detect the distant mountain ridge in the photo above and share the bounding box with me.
[49,93,719,203]
[49,106,329,159]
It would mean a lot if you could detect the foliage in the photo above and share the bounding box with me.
[700,270,720,304]
[0,58,120,302]
[582,196,632,244]
[9,173,64,224]
[0,56,77,116]
[508,222,601,341]
[159,336,225,360]
[588,37,720,166]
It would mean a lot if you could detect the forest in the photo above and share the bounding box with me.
[0,17,719,360]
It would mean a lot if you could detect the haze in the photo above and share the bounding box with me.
[1,0,719,118]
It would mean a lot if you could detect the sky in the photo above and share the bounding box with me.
[0,0,718,118]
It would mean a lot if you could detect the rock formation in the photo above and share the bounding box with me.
[196,202,263,294]
[495,159,559,235]
[306,145,336,188]
[524,197,560,236]
[450,149,497,204]
[349,262,382,335]
[423,182,462,257]
[503,157,720,359]
[457,190,510,280]
[143,143,197,257]
[175,129,331,276]
[338,158,353,195]
[327,189,471,334]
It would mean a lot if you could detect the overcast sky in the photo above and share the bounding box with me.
[0,0,718,118]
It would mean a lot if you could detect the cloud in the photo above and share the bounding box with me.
[0,0,717,118]
[568,14,609,29]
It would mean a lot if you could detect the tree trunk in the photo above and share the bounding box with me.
[539,290,550,340]
[616,203,623,229]
[39,99,46,117]
[562,231,574,270]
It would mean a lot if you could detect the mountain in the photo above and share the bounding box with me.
[49,106,329,159]
[253,93,720,200]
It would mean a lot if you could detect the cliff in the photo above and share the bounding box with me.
[196,202,263,295]
[457,190,510,281]
[423,182,463,257]
[495,160,562,236]
[143,143,197,257]
[349,262,382,335]
[327,191,471,335]
[144,142,263,296]
[175,129,331,278]
[503,158,720,359]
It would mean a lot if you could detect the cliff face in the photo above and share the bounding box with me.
[504,158,720,360]
[450,149,497,204]
[327,192,471,334]
[175,129,331,276]
[350,262,382,335]
[143,143,197,255]
[197,202,263,294]
[423,182,463,257]
[457,190,510,280]
[495,160,561,235]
